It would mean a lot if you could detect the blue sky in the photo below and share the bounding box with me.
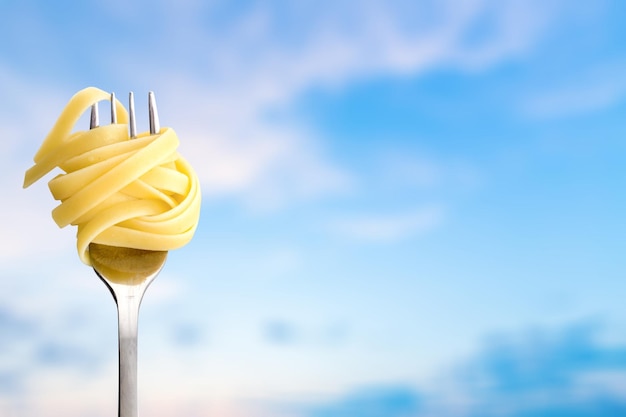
[2,1,626,416]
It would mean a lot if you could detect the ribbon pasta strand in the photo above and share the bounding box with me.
[23,87,202,265]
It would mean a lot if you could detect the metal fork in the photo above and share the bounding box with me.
[89,92,167,417]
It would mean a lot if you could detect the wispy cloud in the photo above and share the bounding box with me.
[261,319,349,347]
[301,385,422,417]
[283,320,626,417]
[168,321,204,348]
[34,341,101,369]
[521,60,626,119]
[329,205,445,243]
[264,320,299,345]
[0,307,38,344]
[377,149,483,192]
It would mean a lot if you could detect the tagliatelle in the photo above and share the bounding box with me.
[23,87,201,265]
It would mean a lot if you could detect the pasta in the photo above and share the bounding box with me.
[23,87,201,265]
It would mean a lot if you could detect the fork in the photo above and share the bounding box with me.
[89,92,167,417]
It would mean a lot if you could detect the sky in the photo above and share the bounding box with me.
[1,0,626,416]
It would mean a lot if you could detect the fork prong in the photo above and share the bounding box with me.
[148,91,160,135]
[110,92,117,124]
[129,92,137,138]
[90,103,99,129]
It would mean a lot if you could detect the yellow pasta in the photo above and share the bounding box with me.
[23,87,201,265]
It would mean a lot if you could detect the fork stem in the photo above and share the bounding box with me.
[108,282,150,417]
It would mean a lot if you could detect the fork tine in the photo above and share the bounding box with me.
[110,92,117,124]
[148,91,160,135]
[90,103,99,129]
[129,92,137,138]
[89,91,155,138]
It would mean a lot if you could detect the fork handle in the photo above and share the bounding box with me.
[115,288,143,417]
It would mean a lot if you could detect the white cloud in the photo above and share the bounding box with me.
[330,205,445,242]
[170,0,557,98]
[378,149,483,192]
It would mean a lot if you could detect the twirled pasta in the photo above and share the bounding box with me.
[23,87,201,265]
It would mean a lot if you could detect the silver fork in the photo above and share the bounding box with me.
[89,92,167,417]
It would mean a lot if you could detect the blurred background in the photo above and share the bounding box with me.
[2,1,626,416]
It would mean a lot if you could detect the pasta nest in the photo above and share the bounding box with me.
[24,87,201,265]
